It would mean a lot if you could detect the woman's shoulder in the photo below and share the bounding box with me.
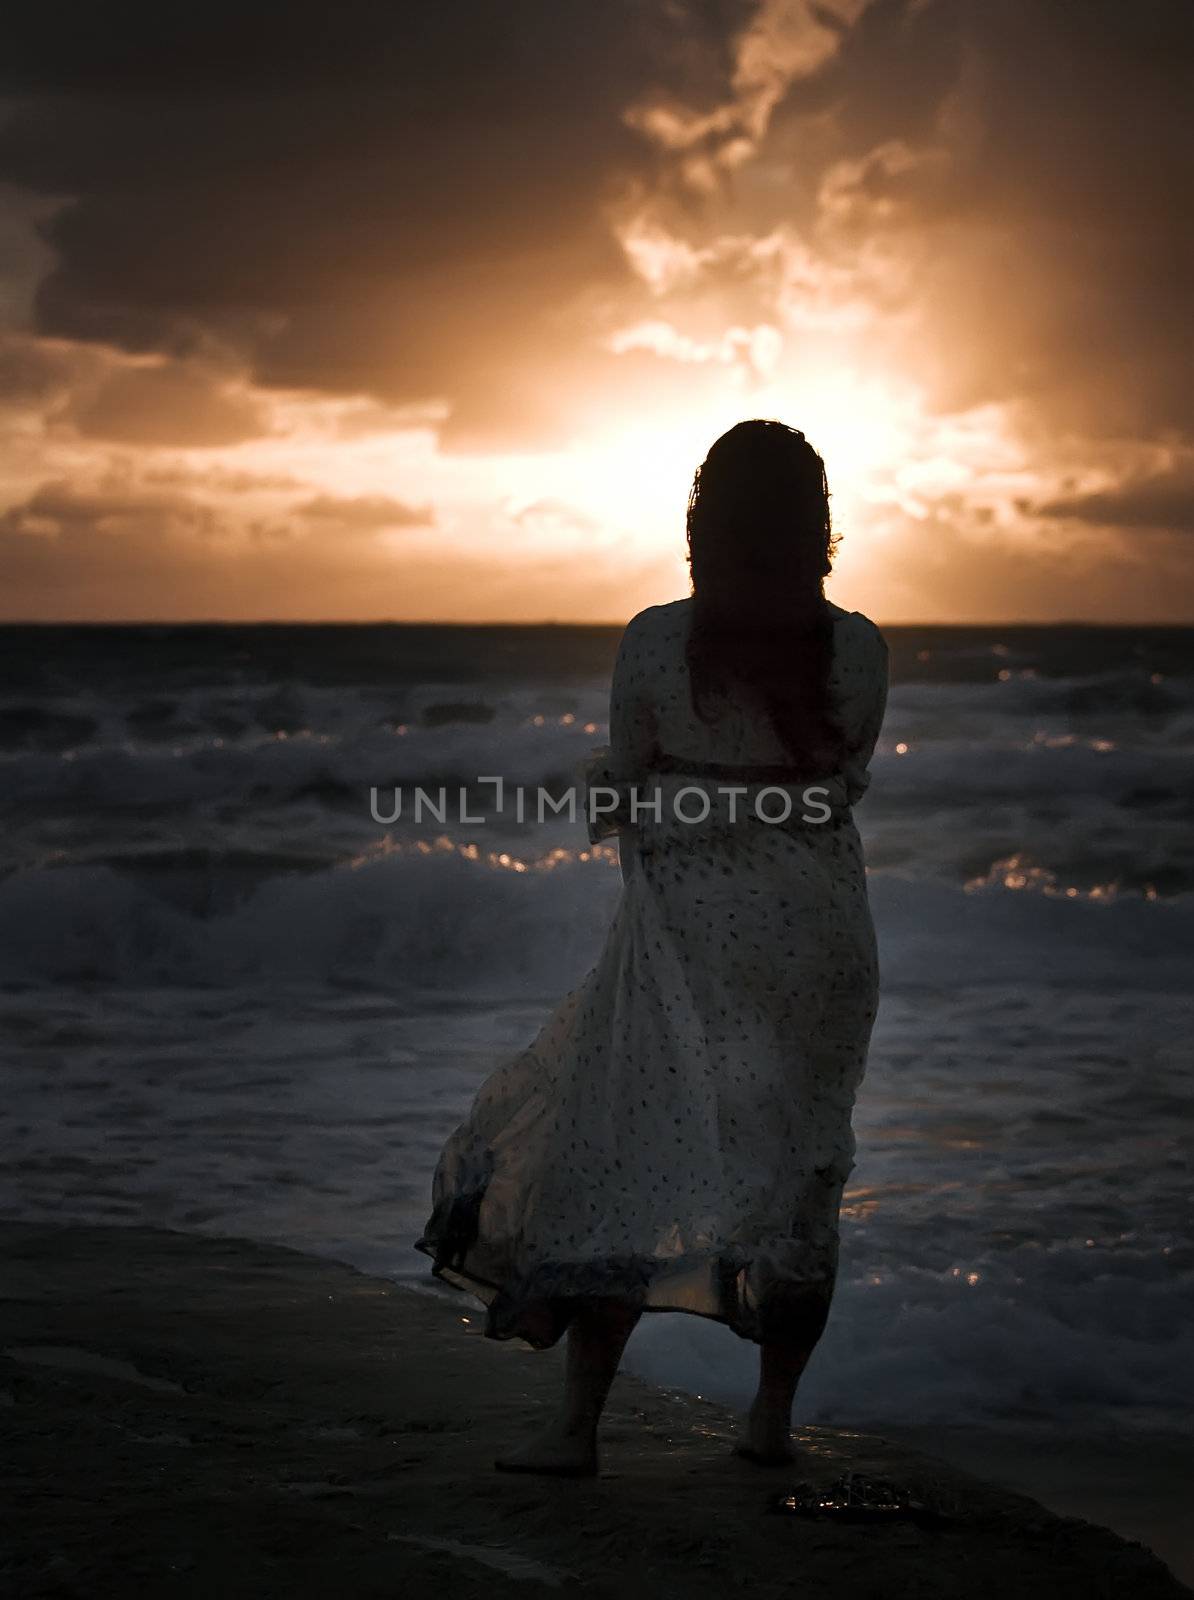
[627,596,691,626]
[622,596,883,651]
[830,602,887,653]
[613,600,689,683]
[620,597,691,645]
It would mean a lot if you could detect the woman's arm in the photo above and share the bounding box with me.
[842,626,889,806]
[588,613,658,883]
[609,614,658,779]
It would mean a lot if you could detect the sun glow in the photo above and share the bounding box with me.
[74,337,1022,621]
[571,364,920,555]
[748,367,920,506]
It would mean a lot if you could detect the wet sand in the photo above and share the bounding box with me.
[1,1223,1189,1599]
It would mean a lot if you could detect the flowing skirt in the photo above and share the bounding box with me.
[416,807,879,1349]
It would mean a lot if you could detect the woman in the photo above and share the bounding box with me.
[416,419,888,1477]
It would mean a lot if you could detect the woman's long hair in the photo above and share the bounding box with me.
[685,419,844,771]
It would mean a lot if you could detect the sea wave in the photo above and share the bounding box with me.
[1,840,1189,993]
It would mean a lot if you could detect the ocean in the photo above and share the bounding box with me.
[1,621,1191,1573]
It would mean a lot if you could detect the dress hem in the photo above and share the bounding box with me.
[412,1237,833,1351]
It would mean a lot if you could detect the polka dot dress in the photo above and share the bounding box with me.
[416,598,889,1348]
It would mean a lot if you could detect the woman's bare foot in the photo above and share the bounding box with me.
[733,1403,798,1466]
[494,1421,598,1477]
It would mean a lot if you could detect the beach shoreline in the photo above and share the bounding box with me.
[1,1221,1188,1599]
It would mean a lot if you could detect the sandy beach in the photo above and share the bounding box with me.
[1,1222,1188,1599]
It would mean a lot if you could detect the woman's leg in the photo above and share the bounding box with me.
[495,1297,641,1475]
[739,1290,832,1464]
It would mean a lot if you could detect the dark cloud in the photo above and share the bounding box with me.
[0,333,269,448]
[66,362,270,446]
[0,333,97,405]
[857,502,1194,623]
[0,1,754,448]
[773,0,1194,439]
[613,1,1194,462]
[295,492,434,530]
[2,0,1193,620]
[0,475,666,621]
[139,463,302,493]
[0,479,219,539]
[0,477,369,618]
[1036,466,1194,535]
[7,0,1189,453]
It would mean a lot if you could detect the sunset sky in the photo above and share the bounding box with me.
[1,0,1192,623]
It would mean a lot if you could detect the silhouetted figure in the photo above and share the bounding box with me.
[418,420,889,1474]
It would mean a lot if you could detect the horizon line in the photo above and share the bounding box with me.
[1,616,1192,629]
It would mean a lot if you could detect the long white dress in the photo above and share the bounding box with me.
[416,598,888,1348]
